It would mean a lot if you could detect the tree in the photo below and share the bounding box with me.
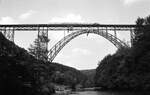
[133,16,150,59]
[133,17,145,46]
[28,34,49,61]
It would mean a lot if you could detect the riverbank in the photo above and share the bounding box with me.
[54,90,150,95]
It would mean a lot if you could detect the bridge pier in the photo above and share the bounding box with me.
[106,27,108,37]
[1,27,15,42]
[114,27,117,38]
[37,27,49,61]
[130,29,134,47]
[114,27,117,46]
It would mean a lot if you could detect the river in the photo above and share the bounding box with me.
[68,91,150,95]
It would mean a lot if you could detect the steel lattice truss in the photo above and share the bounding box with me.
[48,29,128,62]
[0,23,139,61]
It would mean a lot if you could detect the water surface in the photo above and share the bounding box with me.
[69,91,150,95]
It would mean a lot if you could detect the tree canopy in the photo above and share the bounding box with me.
[28,34,49,61]
[95,15,150,90]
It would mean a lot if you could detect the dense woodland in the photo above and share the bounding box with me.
[81,69,96,87]
[95,15,150,90]
[0,32,87,95]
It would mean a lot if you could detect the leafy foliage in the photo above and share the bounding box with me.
[0,32,40,95]
[0,32,87,95]
[81,69,96,87]
[95,15,150,90]
[28,35,49,61]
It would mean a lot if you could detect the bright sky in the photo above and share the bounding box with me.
[0,0,150,70]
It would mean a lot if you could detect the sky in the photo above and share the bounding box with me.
[0,0,150,70]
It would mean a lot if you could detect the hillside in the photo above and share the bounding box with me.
[81,69,95,76]
[80,69,96,87]
[95,15,150,91]
[0,32,86,95]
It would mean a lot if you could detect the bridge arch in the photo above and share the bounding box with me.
[48,29,128,62]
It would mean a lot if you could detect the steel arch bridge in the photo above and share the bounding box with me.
[0,23,137,61]
[48,29,128,62]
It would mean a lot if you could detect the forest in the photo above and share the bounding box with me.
[95,15,150,90]
[0,31,88,95]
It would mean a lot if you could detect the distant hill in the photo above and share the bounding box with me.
[81,69,96,76]
[80,69,96,87]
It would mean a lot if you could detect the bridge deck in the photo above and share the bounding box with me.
[0,23,141,31]
[0,23,136,27]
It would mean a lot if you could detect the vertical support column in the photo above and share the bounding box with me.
[130,28,134,47]
[37,26,49,61]
[106,27,108,37]
[2,27,15,42]
[97,27,99,34]
[12,27,15,42]
[4,27,6,36]
[1,27,6,36]
[114,27,117,38]
[45,27,49,55]
[114,27,117,44]
[37,27,40,60]
[64,30,66,40]
[0,26,3,33]
[101,27,103,35]
[67,27,70,33]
